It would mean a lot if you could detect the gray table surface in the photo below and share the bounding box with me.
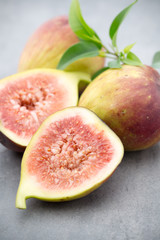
[0,0,160,239]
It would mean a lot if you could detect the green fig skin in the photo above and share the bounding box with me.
[79,65,160,151]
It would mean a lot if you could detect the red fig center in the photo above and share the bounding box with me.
[27,115,114,190]
[17,87,48,111]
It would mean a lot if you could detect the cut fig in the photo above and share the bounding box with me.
[16,107,124,209]
[0,69,90,151]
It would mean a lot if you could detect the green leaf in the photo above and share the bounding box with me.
[108,58,121,68]
[69,0,102,48]
[57,41,100,70]
[123,51,143,66]
[123,42,136,54]
[152,51,160,69]
[91,67,109,80]
[109,0,138,47]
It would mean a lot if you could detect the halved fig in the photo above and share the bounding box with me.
[16,107,124,209]
[0,69,90,151]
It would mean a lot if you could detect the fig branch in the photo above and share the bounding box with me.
[57,0,160,74]
[57,0,143,71]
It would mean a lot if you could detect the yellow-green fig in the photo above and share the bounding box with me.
[18,16,105,76]
[79,65,160,151]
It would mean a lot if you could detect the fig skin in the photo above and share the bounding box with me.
[0,131,25,152]
[79,65,160,151]
[18,16,105,76]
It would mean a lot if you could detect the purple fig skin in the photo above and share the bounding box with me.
[18,16,105,76]
[79,65,160,151]
[0,132,25,152]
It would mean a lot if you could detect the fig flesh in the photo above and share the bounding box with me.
[18,16,105,76]
[0,69,90,151]
[16,107,124,209]
[79,65,160,151]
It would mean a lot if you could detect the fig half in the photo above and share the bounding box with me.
[16,107,124,209]
[0,69,90,151]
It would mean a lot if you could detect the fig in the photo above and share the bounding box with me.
[0,69,90,152]
[16,107,124,209]
[79,65,160,151]
[18,16,105,76]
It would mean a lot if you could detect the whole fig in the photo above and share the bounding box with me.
[79,65,160,151]
[18,16,104,76]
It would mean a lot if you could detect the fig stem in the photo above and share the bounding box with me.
[99,43,120,61]
[99,48,119,60]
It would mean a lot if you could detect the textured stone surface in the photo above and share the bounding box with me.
[0,0,160,239]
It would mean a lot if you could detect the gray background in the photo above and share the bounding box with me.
[0,0,160,239]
